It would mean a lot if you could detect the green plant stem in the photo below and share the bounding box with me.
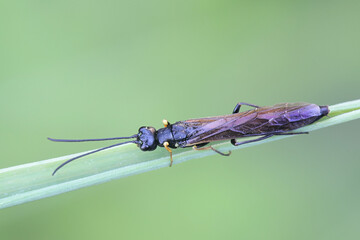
[1,99,360,209]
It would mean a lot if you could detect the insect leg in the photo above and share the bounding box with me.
[274,131,309,136]
[233,102,260,114]
[231,131,309,146]
[194,142,209,148]
[231,134,274,146]
[163,142,173,167]
[193,145,231,156]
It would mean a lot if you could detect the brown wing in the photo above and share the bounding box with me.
[184,102,313,146]
[183,110,258,145]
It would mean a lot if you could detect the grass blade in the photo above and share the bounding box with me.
[1,99,360,209]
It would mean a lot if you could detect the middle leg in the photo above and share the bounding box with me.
[193,145,231,156]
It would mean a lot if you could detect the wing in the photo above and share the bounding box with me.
[231,102,319,133]
[183,102,314,146]
[182,110,258,145]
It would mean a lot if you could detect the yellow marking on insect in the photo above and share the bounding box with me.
[163,119,169,128]
[163,141,173,166]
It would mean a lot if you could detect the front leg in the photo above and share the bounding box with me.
[232,102,260,114]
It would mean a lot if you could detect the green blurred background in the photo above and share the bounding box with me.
[1,1,359,239]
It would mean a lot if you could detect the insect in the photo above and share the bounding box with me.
[49,102,329,175]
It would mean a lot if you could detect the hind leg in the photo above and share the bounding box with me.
[232,102,260,114]
[231,132,309,146]
[231,134,274,146]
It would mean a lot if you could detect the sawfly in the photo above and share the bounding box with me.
[49,102,329,175]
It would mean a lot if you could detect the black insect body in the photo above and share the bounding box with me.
[49,102,329,175]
